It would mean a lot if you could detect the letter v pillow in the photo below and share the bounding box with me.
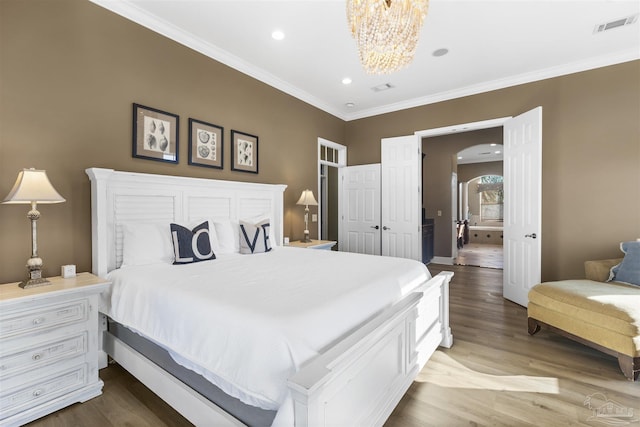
[171,221,216,264]
[240,219,272,254]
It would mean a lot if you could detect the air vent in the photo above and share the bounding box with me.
[594,14,638,33]
[371,83,394,92]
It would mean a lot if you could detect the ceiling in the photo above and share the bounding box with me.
[90,0,639,121]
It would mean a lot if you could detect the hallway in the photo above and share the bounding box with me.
[454,243,503,269]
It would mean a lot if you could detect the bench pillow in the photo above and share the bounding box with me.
[608,241,640,287]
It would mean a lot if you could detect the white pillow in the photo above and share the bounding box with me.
[213,220,240,254]
[240,213,278,247]
[121,222,174,266]
[239,219,272,254]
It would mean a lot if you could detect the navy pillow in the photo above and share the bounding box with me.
[608,241,640,287]
[170,221,216,264]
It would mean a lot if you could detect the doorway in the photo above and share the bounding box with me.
[454,145,504,269]
[317,138,346,246]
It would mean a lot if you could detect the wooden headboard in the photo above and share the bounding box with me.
[86,168,287,277]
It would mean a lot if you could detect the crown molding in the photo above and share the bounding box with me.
[89,1,639,123]
[342,48,640,121]
[88,0,345,120]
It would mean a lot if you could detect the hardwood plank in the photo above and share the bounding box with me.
[26,264,638,427]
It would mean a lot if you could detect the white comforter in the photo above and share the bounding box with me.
[103,247,430,421]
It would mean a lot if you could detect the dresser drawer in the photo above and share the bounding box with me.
[0,364,87,420]
[0,332,88,379]
[0,299,88,340]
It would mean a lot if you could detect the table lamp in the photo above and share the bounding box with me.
[2,168,65,288]
[296,189,317,243]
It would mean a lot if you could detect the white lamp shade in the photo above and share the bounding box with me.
[2,168,65,204]
[296,189,318,206]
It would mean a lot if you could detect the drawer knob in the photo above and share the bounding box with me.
[33,389,43,397]
[32,353,43,361]
[32,317,44,325]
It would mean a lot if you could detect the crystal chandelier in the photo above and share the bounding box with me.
[347,0,429,74]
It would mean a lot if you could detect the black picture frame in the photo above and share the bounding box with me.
[231,130,259,174]
[188,118,224,169]
[132,103,179,164]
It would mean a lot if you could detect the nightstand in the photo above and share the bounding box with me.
[0,272,109,426]
[288,240,337,250]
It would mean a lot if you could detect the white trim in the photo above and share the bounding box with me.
[415,117,512,138]
[343,49,639,121]
[317,138,347,242]
[88,1,639,122]
[87,0,343,120]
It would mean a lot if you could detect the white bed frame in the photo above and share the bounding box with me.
[86,168,453,427]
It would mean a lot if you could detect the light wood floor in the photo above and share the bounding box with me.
[455,243,503,270]
[27,264,638,427]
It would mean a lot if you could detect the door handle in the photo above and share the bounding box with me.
[525,233,537,239]
[370,225,380,230]
[383,226,391,231]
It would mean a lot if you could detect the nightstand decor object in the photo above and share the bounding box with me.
[2,168,65,289]
[296,189,317,243]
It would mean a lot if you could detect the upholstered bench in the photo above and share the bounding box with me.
[528,258,640,381]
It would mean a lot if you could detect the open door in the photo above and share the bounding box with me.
[339,164,381,255]
[503,107,542,307]
[381,135,422,261]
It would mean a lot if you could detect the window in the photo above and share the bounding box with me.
[478,175,503,221]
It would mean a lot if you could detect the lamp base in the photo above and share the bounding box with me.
[19,277,52,289]
[302,230,312,243]
[20,258,50,289]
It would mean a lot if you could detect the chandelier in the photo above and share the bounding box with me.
[347,0,429,74]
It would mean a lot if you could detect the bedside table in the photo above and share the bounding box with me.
[0,272,109,426]
[288,240,337,250]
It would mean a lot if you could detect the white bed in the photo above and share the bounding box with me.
[87,168,453,427]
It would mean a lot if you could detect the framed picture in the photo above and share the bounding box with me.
[188,118,223,169]
[132,103,179,163]
[231,130,258,174]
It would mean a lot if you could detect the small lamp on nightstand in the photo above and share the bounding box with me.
[2,168,65,289]
[296,189,317,243]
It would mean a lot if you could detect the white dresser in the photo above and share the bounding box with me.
[0,273,109,426]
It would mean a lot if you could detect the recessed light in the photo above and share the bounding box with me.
[271,30,285,41]
[490,143,497,147]
[433,48,449,57]
[495,150,501,154]
[342,77,352,85]
[345,102,355,108]
[458,156,463,160]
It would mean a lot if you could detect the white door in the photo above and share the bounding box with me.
[451,172,458,260]
[339,164,381,255]
[381,136,422,261]
[503,106,542,307]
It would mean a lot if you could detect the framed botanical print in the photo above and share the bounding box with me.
[231,130,258,174]
[188,118,223,169]
[132,103,179,163]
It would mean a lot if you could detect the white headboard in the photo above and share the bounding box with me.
[86,168,287,277]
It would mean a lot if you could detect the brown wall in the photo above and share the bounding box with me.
[0,0,344,283]
[2,0,638,285]
[347,61,640,281]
